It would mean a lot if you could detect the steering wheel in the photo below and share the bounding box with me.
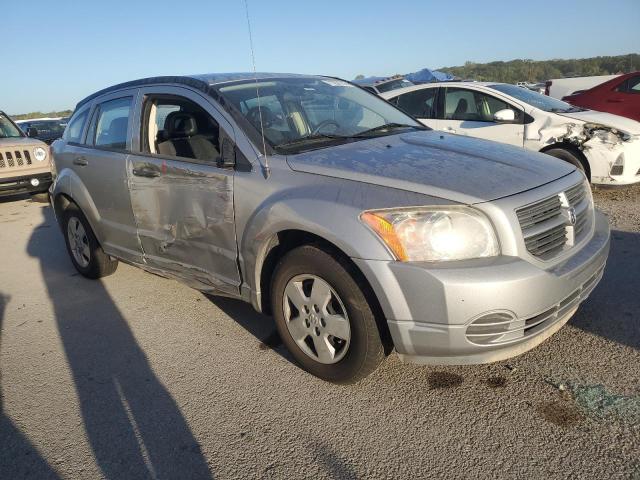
[312,119,340,135]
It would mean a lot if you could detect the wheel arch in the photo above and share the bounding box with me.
[540,142,591,179]
[257,229,393,354]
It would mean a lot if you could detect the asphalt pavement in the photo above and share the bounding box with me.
[0,186,638,479]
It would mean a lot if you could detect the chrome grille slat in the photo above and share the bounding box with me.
[566,183,586,206]
[517,182,593,260]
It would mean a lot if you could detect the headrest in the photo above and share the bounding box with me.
[108,117,129,137]
[164,111,198,137]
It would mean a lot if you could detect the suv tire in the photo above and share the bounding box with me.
[271,245,384,383]
[62,203,118,279]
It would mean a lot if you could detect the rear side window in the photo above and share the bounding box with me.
[396,89,437,118]
[89,97,133,150]
[65,109,89,143]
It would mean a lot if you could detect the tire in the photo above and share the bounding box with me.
[271,245,385,383]
[545,148,589,179]
[62,203,118,279]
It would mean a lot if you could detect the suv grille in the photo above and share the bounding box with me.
[0,150,33,169]
[516,182,593,260]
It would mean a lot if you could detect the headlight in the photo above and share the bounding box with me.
[361,207,499,262]
[33,147,47,162]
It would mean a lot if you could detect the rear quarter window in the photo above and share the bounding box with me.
[65,109,89,143]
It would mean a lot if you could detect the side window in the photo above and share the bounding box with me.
[396,89,437,118]
[444,88,479,120]
[65,109,89,143]
[143,96,221,163]
[617,76,640,93]
[90,97,132,150]
[444,88,521,122]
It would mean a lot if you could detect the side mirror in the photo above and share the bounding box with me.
[27,127,38,137]
[493,109,516,123]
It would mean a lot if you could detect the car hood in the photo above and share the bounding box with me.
[557,110,640,136]
[286,131,574,204]
[0,137,45,149]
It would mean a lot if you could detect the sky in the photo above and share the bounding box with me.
[2,0,639,114]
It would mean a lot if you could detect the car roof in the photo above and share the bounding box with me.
[74,72,321,111]
[380,81,500,98]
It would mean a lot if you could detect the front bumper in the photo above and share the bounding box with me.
[587,137,640,186]
[354,210,610,365]
[0,172,52,197]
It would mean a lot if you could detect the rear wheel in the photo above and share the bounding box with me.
[62,204,118,279]
[545,148,589,179]
[271,245,385,383]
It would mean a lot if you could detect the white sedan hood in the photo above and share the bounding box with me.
[557,110,640,136]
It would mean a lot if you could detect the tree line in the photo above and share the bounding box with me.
[438,54,639,84]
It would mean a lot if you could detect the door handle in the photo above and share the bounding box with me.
[132,167,161,178]
[606,99,623,103]
[73,156,88,166]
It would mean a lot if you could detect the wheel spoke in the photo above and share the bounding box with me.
[81,243,91,263]
[310,279,331,311]
[284,281,307,311]
[323,314,350,340]
[287,315,308,342]
[312,334,335,362]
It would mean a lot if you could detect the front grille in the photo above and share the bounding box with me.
[0,150,33,170]
[466,263,605,345]
[516,182,593,260]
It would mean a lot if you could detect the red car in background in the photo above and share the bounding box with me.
[563,72,640,122]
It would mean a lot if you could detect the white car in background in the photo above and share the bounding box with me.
[382,82,640,186]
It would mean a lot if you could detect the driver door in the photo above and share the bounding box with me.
[438,87,525,147]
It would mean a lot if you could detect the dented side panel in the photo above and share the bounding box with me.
[128,157,240,295]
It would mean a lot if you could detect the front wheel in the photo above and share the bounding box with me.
[271,245,385,383]
[62,204,118,279]
[545,148,589,179]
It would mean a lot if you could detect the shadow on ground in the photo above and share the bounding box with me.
[204,295,290,360]
[0,293,61,479]
[25,206,213,479]
[571,230,640,350]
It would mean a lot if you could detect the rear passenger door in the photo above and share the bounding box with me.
[66,90,143,263]
[128,86,241,295]
[438,87,525,147]
[389,87,439,129]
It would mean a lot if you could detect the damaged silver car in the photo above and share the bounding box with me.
[51,74,610,383]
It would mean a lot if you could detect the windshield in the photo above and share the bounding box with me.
[489,84,585,113]
[0,114,24,139]
[217,77,424,154]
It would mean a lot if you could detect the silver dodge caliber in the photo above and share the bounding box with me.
[51,73,610,383]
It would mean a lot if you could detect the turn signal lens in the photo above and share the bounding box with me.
[361,212,408,261]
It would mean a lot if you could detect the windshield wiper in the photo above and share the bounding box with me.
[277,133,350,148]
[352,123,426,137]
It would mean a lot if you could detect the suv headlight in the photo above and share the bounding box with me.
[33,147,47,162]
[361,207,500,262]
